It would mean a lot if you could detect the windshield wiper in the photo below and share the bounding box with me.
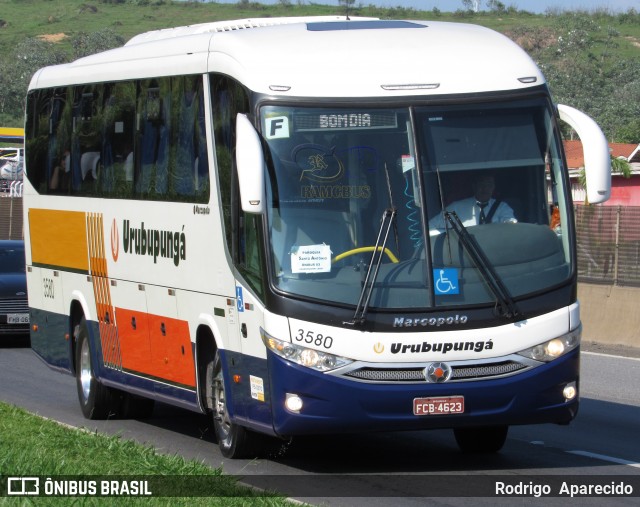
[444,211,520,319]
[344,207,397,327]
[345,162,398,327]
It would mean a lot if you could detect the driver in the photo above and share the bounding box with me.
[429,173,516,234]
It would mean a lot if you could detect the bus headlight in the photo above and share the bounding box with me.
[261,330,353,372]
[517,325,581,362]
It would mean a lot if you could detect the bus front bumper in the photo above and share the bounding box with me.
[267,347,580,437]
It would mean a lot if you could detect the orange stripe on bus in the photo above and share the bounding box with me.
[148,313,196,387]
[87,212,122,370]
[29,209,89,272]
[117,308,153,375]
[117,308,196,388]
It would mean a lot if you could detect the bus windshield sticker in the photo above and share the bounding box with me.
[264,115,290,139]
[401,155,415,173]
[434,268,460,295]
[291,244,332,273]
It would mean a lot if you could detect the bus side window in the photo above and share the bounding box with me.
[25,89,52,193]
[136,79,167,198]
[240,213,264,298]
[169,75,209,201]
[71,85,103,195]
[211,74,250,259]
[101,82,135,198]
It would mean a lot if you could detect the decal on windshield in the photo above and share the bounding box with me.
[401,155,415,173]
[265,115,290,139]
[291,244,332,273]
[434,268,460,295]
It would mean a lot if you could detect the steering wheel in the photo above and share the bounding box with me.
[333,246,399,264]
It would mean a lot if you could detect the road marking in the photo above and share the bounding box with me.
[582,351,640,362]
[567,450,640,468]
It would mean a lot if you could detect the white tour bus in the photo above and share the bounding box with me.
[24,17,611,457]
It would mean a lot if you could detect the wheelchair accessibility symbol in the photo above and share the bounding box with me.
[434,268,459,295]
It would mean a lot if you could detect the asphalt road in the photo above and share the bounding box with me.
[1,337,639,506]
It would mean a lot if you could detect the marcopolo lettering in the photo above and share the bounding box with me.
[393,315,468,328]
[193,205,210,215]
[390,340,493,355]
[122,220,186,267]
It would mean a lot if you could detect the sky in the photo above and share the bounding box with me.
[203,0,640,14]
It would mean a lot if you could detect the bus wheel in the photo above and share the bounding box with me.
[211,352,252,458]
[75,317,115,419]
[453,425,508,453]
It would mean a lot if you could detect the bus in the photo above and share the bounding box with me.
[23,17,611,458]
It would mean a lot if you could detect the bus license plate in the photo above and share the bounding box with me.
[7,314,29,324]
[413,396,464,416]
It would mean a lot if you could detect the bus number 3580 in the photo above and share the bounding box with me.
[295,329,333,349]
[43,278,55,299]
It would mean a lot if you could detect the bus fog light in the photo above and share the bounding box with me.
[285,393,303,413]
[563,382,577,401]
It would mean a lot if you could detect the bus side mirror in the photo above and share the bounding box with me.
[557,104,611,204]
[235,113,265,214]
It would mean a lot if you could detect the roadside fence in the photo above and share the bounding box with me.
[575,204,640,287]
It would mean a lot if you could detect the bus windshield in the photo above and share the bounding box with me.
[261,98,572,310]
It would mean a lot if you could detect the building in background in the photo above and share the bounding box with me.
[565,140,640,206]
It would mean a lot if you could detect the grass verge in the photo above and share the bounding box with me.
[0,402,291,506]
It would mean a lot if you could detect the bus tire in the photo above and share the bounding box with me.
[210,351,253,458]
[75,316,115,420]
[453,425,508,453]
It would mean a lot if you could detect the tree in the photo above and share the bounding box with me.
[461,0,481,12]
[616,119,640,144]
[541,12,640,143]
[486,0,506,13]
[71,28,125,59]
[611,157,633,179]
[0,38,67,117]
[578,155,631,204]
[0,29,126,119]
